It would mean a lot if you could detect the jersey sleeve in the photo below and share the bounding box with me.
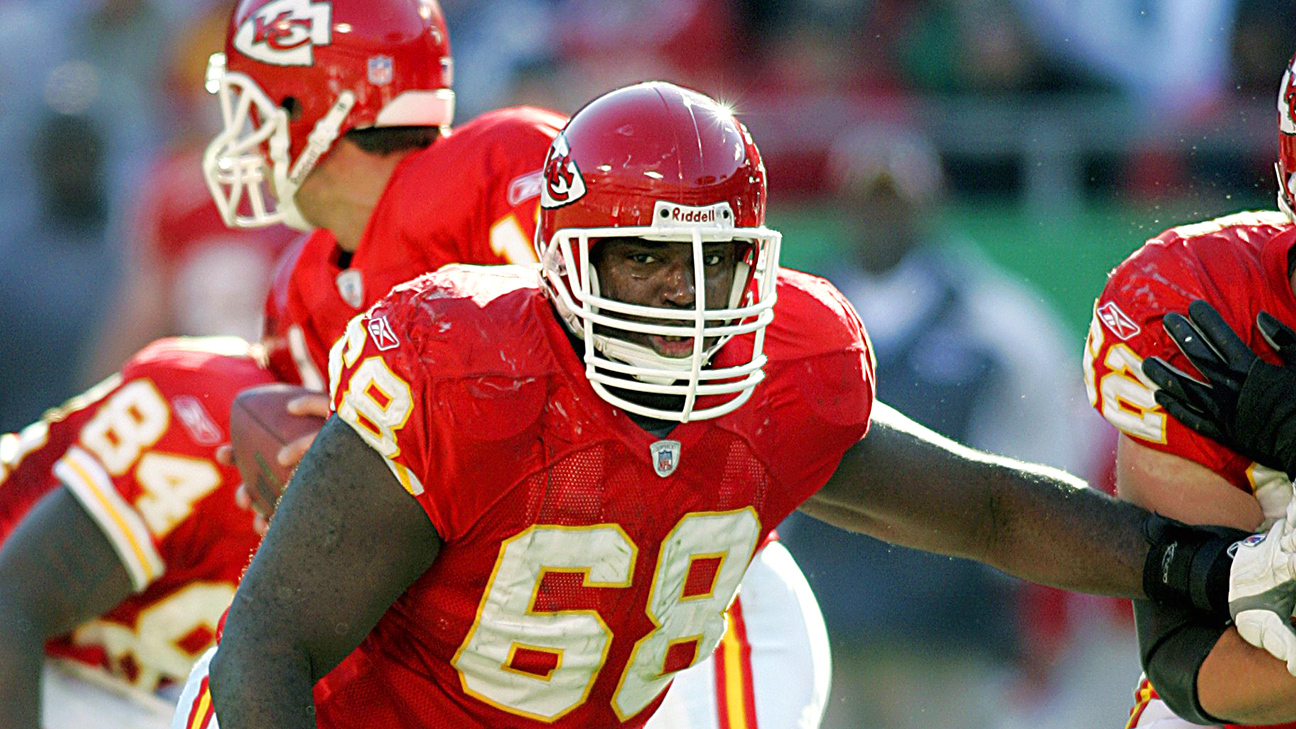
[328,279,549,541]
[1082,246,1252,487]
[761,271,876,514]
[359,111,562,304]
[0,379,115,540]
[49,344,265,592]
[434,110,563,269]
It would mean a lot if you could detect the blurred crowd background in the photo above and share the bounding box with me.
[2,0,1291,727]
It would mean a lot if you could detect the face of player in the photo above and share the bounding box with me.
[592,238,740,358]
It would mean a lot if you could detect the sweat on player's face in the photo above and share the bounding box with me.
[588,237,751,356]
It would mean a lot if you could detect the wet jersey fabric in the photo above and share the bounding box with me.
[319,264,875,728]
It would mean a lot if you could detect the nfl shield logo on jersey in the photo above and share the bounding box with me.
[336,269,364,309]
[368,55,393,86]
[649,440,681,478]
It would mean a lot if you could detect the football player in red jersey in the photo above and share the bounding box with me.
[193,1,833,727]
[1076,54,1296,729]
[0,337,277,729]
[200,81,1296,729]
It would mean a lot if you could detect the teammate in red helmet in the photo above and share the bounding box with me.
[203,81,1296,729]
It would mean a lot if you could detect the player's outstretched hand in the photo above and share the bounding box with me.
[1141,300,1296,478]
[1229,501,1296,677]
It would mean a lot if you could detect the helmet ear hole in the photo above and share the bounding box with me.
[281,97,303,121]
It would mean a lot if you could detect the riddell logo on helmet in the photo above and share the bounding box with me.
[671,208,715,223]
[654,202,735,229]
[234,0,333,67]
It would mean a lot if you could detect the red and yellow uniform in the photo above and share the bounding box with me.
[312,264,873,729]
[0,337,273,693]
[1083,210,1296,729]
[281,106,566,383]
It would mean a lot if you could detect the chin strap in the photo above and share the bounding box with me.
[273,91,358,231]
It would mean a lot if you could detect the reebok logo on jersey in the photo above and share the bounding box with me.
[1097,301,1140,340]
[173,396,223,446]
[540,135,586,209]
[368,316,401,351]
[233,0,332,67]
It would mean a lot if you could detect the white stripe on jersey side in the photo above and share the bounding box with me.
[56,445,165,591]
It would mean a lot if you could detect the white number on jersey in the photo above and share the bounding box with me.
[454,509,761,722]
[1083,312,1167,443]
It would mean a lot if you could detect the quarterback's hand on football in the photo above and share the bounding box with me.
[234,485,271,535]
[217,445,270,534]
[274,393,329,470]
[1229,500,1296,677]
[1141,299,1296,478]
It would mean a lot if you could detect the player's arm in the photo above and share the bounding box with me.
[1120,436,1296,724]
[207,416,441,729]
[0,486,135,729]
[803,401,1154,597]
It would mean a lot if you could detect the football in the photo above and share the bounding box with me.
[228,383,327,517]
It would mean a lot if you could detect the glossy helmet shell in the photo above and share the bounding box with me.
[535,81,781,422]
[1279,52,1296,222]
[205,0,454,230]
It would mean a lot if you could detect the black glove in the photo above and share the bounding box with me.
[1141,299,1296,478]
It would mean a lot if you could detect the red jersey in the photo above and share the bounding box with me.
[318,265,874,729]
[284,106,566,384]
[1084,211,1296,729]
[132,146,296,338]
[0,337,273,692]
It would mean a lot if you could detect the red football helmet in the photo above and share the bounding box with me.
[204,0,454,231]
[261,234,325,389]
[1279,53,1296,222]
[536,81,781,423]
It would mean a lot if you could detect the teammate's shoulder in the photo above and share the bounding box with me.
[123,337,270,386]
[766,268,869,357]
[452,105,567,141]
[381,108,563,219]
[1152,209,1289,247]
[1115,210,1288,285]
[367,265,557,375]
[414,106,564,168]
[1101,210,1291,322]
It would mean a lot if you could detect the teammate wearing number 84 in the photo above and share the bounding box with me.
[204,82,1296,729]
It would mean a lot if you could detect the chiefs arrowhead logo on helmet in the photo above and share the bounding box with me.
[234,0,333,67]
[1278,54,1296,222]
[540,134,586,209]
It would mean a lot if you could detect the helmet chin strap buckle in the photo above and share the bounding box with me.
[273,91,358,231]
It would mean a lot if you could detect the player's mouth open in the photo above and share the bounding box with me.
[650,334,697,357]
